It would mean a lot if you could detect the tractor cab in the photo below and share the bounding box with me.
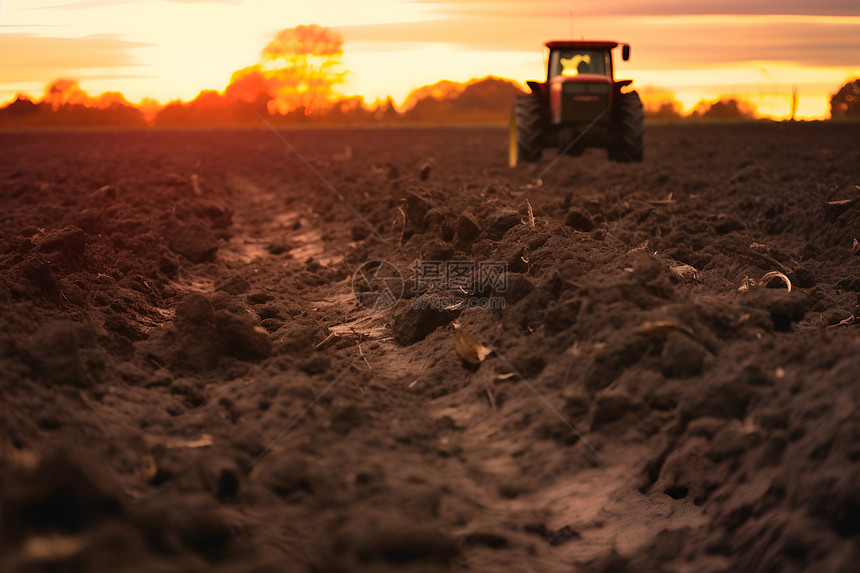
[548,46,612,79]
[545,40,631,83]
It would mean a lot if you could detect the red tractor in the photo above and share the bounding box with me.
[509,40,644,167]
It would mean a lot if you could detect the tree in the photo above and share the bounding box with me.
[830,79,860,118]
[646,101,683,120]
[222,25,346,116]
[690,97,756,120]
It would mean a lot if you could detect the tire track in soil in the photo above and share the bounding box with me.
[218,170,577,570]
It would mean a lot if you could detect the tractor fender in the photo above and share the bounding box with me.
[615,80,633,89]
[526,81,547,96]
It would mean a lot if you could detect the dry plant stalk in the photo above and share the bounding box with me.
[332,144,352,161]
[356,342,373,372]
[418,159,433,181]
[827,315,855,328]
[826,198,859,207]
[759,271,792,292]
[520,178,543,191]
[526,199,535,229]
[485,388,497,410]
[748,244,793,275]
[823,187,860,215]
[138,454,158,481]
[164,434,214,449]
[407,359,430,388]
[191,173,202,196]
[314,331,338,349]
[739,271,792,293]
[648,192,675,205]
[397,206,407,245]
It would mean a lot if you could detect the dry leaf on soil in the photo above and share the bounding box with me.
[453,321,492,365]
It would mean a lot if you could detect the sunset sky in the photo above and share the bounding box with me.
[1,0,859,119]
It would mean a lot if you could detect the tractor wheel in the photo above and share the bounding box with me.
[509,95,543,167]
[608,90,644,163]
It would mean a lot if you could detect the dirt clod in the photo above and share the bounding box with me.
[162,220,219,263]
[660,332,706,378]
[391,300,457,345]
[26,321,92,387]
[564,208,594,232]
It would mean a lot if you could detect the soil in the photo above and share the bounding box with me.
[1,122,859,572]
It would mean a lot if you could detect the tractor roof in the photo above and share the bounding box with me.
[545,40,619,51]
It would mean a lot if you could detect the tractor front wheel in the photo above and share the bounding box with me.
[509,95,543,167]
[608,90,645,163]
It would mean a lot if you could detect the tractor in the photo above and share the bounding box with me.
[509,40,644,167]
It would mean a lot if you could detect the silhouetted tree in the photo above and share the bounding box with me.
[691,98,756,120]
[646,101,683,120]
[0,96,39,119]
[402,77,524,123]
[830,79,860,118]
[0,96,146,127]
[373,97,400,122]
[154,90,268,126]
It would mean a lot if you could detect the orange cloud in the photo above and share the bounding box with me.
[0,34,147,83]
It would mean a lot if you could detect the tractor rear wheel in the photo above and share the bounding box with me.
[509,95,543,167]
[608,90,644,163]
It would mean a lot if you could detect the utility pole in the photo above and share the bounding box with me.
[790,87,798,122]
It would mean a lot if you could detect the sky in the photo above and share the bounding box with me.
[1,0,858,119]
